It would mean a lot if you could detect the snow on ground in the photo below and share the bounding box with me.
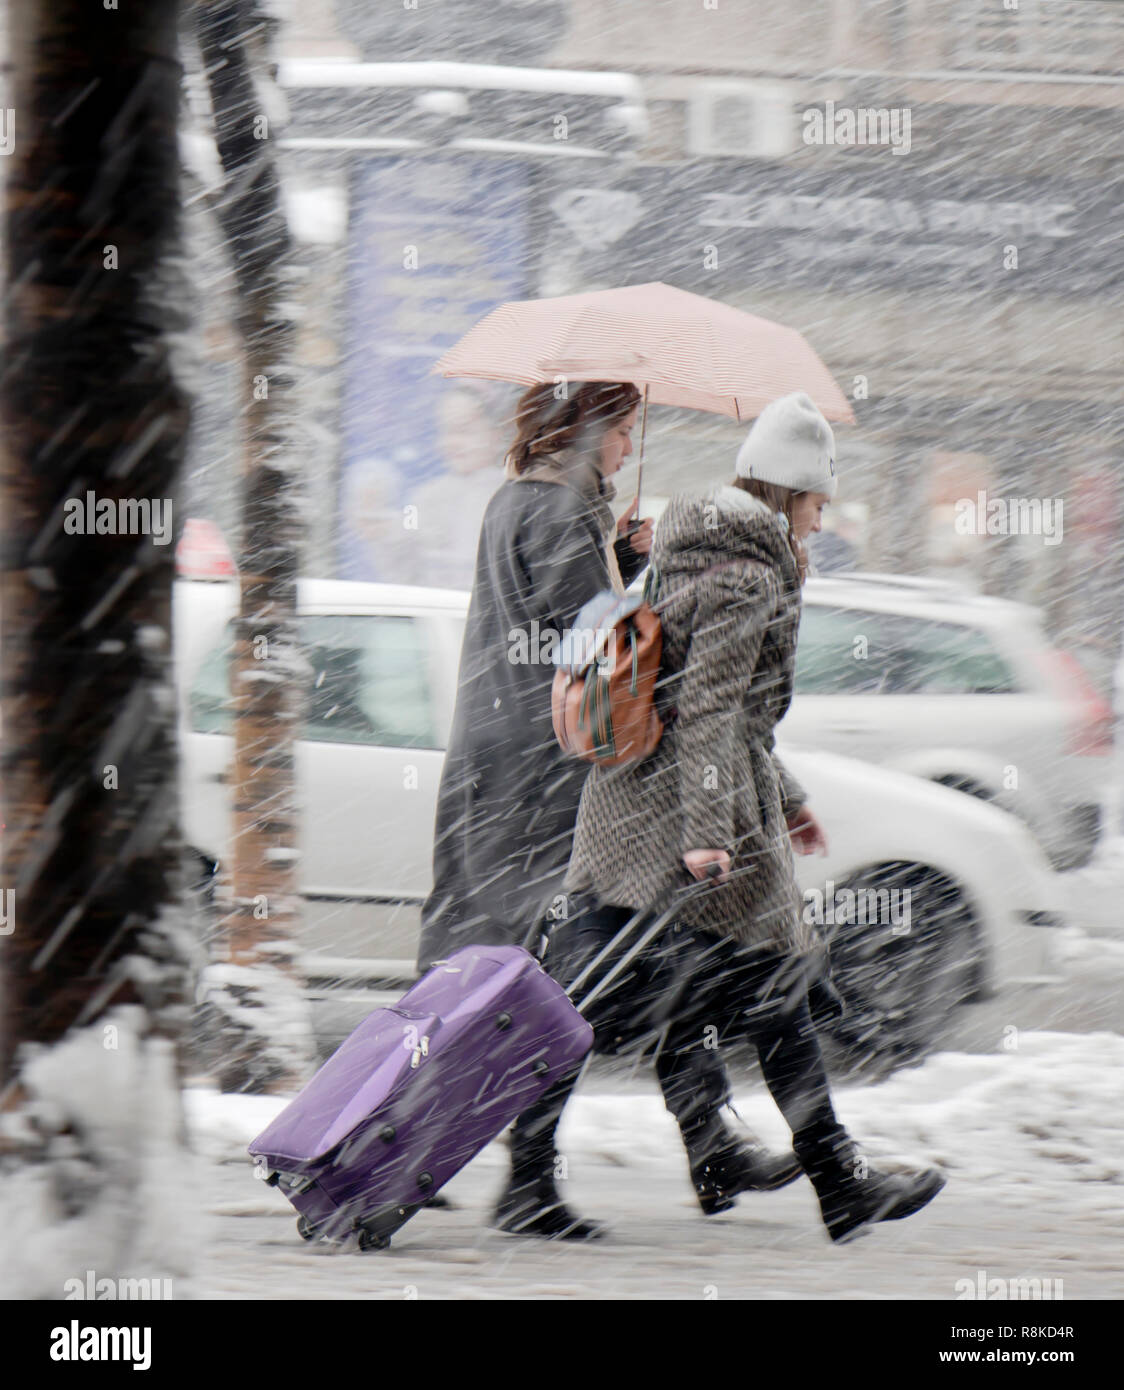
[0,1011,200,1301]
[186,1028,1124,1300]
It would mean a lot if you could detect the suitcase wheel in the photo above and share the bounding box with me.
[296,1215,321,1243]
[495,1012,512,1030]
[357,1226,392,1252]
[416,1171,434,1192]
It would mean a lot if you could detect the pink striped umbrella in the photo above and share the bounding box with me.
[432,281,855,425]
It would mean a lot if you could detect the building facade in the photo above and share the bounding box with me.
[189,0,1124,681]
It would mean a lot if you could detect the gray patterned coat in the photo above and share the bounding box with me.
[565,485,817,955]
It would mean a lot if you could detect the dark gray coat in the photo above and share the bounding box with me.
[565,485,816,955]
[418,452,643,970]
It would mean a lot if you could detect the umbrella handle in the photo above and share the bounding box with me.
[635,381,649,515]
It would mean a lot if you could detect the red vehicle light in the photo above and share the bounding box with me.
[176,517,237,581]
[1035,648,1114,757]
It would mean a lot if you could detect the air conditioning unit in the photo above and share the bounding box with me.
[687,80,796,159]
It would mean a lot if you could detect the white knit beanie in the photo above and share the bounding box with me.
[735,391,837,499]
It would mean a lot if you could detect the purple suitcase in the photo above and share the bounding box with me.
[248,945,594,1249]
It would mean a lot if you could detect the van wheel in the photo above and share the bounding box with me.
[823,864,977,1067]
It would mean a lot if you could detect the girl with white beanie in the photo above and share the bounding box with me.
[514,391,947,1244]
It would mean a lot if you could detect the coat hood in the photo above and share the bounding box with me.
[651,484,798,589]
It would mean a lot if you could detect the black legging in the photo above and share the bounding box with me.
[511,901,842,1173]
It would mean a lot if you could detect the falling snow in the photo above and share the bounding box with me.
[3,0,1124,1312]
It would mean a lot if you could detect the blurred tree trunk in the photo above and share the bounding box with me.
[0,0,197,1294]
[192,0,313,1092]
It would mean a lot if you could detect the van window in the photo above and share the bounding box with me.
[189,614,440,747]
[190,632,234,734]
[795,606,1020,695]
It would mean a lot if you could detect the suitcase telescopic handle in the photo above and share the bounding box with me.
[564,860,725,1017]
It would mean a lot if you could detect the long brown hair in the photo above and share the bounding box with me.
[505,381,641,475]
[732,475,809,585]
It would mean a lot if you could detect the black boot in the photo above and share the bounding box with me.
[493,1072,605,1240]
[794,1128,946,1244]
[683,1111,803,1215]
[492,1159,608,1241]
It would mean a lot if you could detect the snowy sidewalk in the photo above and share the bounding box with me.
[191,1031,1124,1300]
